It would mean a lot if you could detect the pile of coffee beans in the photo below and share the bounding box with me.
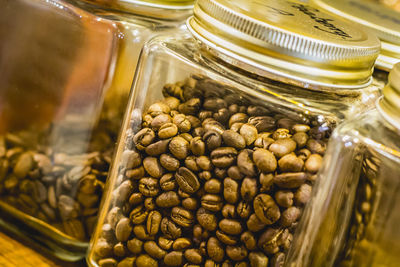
[339,152,377,265]
[93,76,331,266]
[0,123,114,240]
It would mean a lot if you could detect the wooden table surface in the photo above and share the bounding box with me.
[0,231,86,267]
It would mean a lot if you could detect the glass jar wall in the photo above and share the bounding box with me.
[87,0,382,266]
[0,0,192,260]
[287,63,400,267]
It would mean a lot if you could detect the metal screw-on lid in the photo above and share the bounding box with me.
[312,0,400,72]
[187,0,380,89]
[378,63,400,128]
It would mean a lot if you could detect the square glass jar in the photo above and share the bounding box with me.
[0,0,192,260]
[87,30,381,266]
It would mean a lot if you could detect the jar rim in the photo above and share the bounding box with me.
[312,0,400,71]
[188,0,380,90]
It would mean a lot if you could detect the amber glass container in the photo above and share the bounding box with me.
[0,0,192,260]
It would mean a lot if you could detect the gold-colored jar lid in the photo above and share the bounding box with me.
[187,0,380,89]
[378,63,400,128]
[312,0,400,72]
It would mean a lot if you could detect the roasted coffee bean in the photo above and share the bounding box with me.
[147,210,162,236]
[269,138,297,158]
[258,228,285,255]
[305,154,323,173]
[99,258,117,267]
[273,172,307,188]
[196,156,213,171]
[127,238,143,254]
[185,249,203,264]
[222,130,246,150]
[240,124,258,146]
[176,167,200,194]
[144,197,156,211]
[185,156,200,172]
[151,114,172,130]
[248,116,275,132]
[278,153,304,172]
[254,133,275,149]
[230,122,244,133]
[187,115,202,128]
[229,113,248,128]
[156,191,180,208]
[280,206,301,227]
[306,139,326,155]
[115,218,132,242]
[197,207,217,231]
[247,214,266,232]
[129,205,148,225]
[133,225,154,240]
[173,237,192,250]
[203,119,225,135]
[117,257,136,267]
[237,149,257,177]
[236,201,251,219]
[125,166,145,180]
[182,197,199,210]
[163,96,180,110]
[190,137,206,156]
[203,131,222,151]
[134,128,156,150]
[143,157,164,178]
[161,217,182,239]
[135,254,158,267]
[179,98,201,115]
[173,114,192,133]
[204,179,222,194]
[226,245,248,261]
[292,132,308,148]
[270,252,285,267]
[272,128,291,140]
[253,149,277,173]
[249,252,269,267]
[240,177,258,202]
[148,102,171,116]
[164,251,184,266]
[219,219,242,235]
[227,166,244,180]
[207,237,224,263]
[223,178,239,204]
[201,194,223,212]
[222,204,237,219]
[216,230,238,245]
[113,242,126,257]
[139,177,160,197]
[158,236,174,250]
[13,152,34,179]
[240,231,257,250]
[121,150,142,169]
[253,194,280,224]
[169,136,189,159]
[144,241,167,259]
[294,184,312,205]
[259,173,274,192]
[275,190,294,208]
[171,206,195,227]
[146,139,171,156]
[159,173,177,191]
[95,239,113,258]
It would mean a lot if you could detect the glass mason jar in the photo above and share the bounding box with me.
[0,0,192,261]
[287,63,400,267]
[312,0,400,87]
[87,0,381,266]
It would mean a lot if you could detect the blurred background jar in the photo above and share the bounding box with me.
[380,0,400,11]
[87,0,382,266]
[312,0,400,87]
[287,63,400,267]
[0,0,192,261]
